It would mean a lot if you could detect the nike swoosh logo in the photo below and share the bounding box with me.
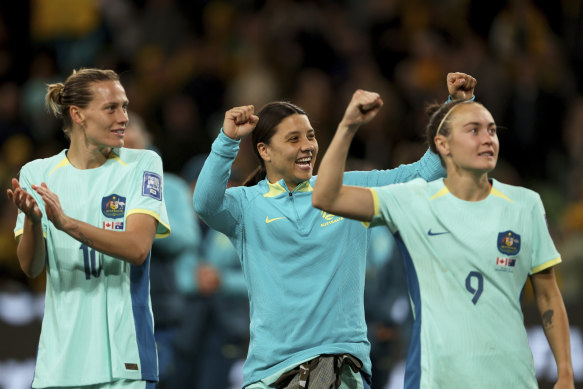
[265,217,286,224]
[427,229,450,236]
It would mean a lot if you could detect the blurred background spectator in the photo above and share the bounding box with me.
[0,1,582,388]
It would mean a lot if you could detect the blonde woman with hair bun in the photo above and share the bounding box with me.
[7,68,170,389]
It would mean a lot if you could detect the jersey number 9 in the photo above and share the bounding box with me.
[465,271,483,305]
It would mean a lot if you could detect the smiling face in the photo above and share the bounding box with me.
[435,103,499,176]
[72,80,129,151]
[258,113,319,191]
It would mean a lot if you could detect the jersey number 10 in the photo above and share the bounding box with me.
[80,243,102,279]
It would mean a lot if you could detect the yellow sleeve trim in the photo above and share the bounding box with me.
[126,209,171,238]
[361,188,380,228]
[370,188,380,216]
[530,256,562,274]
[14,229,47,240]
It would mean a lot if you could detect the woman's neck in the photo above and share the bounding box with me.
[265,173,305,192]
[67,138,112,170]
[443,172,491,202]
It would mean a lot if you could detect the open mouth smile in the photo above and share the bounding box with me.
[296,156,312,168]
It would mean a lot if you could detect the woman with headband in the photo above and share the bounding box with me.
[313,98,574,388]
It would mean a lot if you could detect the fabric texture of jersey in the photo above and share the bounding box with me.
[192,131,444,387]
[369,178,561,389]
[14,148,170,388]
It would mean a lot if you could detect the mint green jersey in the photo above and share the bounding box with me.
[369,178,560,389]
[14,148,170,388]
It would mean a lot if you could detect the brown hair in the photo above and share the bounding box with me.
[424,100,481,155]
[243,101,307,186]
[45,68,120,139]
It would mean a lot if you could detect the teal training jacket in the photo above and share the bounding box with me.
[193,131,444,387]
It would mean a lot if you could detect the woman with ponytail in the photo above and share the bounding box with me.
[242,101,308,187]
[193,73,476,389]
[7,68,170,389]
[312,96,574,388]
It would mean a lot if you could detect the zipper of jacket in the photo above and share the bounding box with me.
[288,189,303,227]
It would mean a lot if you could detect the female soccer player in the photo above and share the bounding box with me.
[192,74,475,387]
[312,97,574,388]
[6,68,170,389]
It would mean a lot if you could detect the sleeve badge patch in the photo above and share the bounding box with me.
[142,171,162,201]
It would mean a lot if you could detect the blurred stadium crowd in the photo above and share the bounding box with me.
[0,0,582,388]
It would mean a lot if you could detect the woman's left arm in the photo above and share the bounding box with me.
[33,182,157,265]
[531,267,574,389]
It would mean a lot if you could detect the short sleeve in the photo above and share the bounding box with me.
[529,195,561,274]
[368,186,398,233]
[126,151,171,238]
[14,164,47,239]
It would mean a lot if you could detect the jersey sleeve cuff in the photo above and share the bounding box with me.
[420,149,446,182]
[361,188,380,228]
[14,228,47,239]
[530,256,562,275]
[126,209,171,238]
[212,129,241,158]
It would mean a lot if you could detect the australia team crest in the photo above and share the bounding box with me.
[497,230,521,255]
[102,194,126,219]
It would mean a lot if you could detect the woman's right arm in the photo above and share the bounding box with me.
[193,106,258,235]
[312,90,383,221]
[7,178,46,278]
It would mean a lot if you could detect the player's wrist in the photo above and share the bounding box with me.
[221,127,242,141]
[57,214,75,233]
[337,118,361,134]
[556,365,574,380]
[447,94,476,102]
[24,212,42,226]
